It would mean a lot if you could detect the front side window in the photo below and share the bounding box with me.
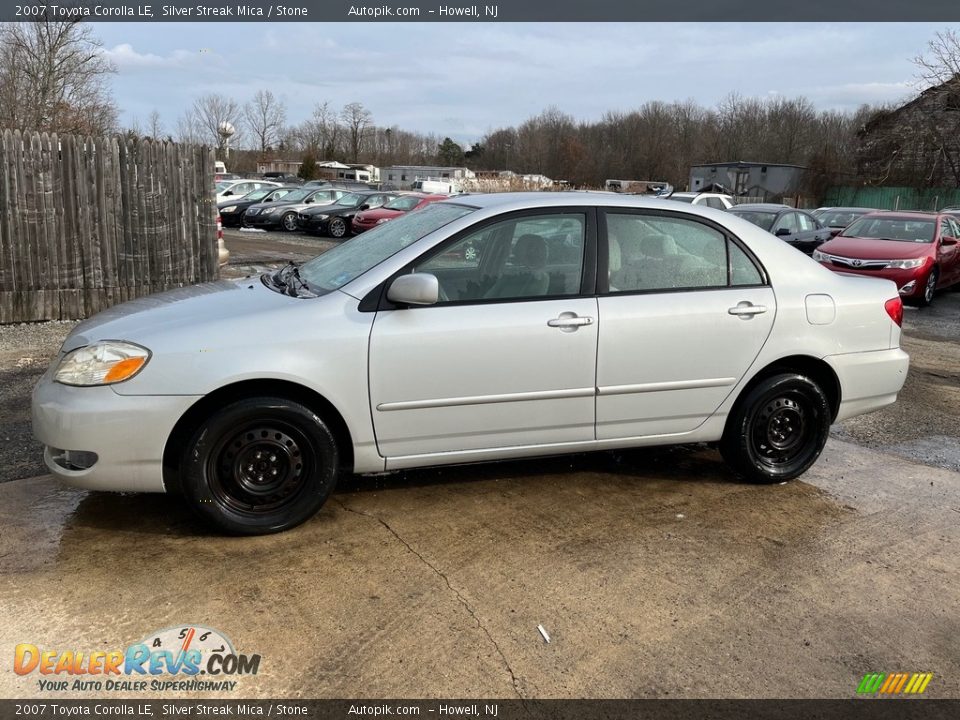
[797,212,817,232]
[414,213,586,303]
[606,213,762,292]
[774,212,800,234]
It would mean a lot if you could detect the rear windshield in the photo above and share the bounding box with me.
[384,196,422,211]
[818,210,867,228]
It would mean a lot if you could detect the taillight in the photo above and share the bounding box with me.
[884,297,903,327]
[216,216,223,241]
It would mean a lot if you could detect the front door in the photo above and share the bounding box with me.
[369,210,598,459]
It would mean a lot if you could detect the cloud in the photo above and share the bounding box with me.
[101,43,224,71]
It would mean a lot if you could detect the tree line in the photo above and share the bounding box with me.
[7,19,960,194]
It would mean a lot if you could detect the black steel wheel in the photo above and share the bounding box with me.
[181,397,339,534]
[281,212,299,232]
[720,373,831,484]
[328,217,348,238]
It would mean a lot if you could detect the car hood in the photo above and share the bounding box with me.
[303,203,361,217]
[357,208,403,222]
[63,278,294,352]
[819,236,934,259]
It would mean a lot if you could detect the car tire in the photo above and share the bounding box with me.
[328,217,348,239]
[720,373,831,484]
[918,267,939,307]
[281,212,299,232]
[180,397,339,535]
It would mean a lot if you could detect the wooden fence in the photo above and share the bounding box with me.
[0,131,218,323]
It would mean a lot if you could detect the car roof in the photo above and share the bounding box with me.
[818,207,876,212]
[729,203,791,211]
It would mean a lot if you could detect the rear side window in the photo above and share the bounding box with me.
[606,212,764,292]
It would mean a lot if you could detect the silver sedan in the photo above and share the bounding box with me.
[33,193,910,534]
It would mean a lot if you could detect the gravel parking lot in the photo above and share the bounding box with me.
[1,233,958,699]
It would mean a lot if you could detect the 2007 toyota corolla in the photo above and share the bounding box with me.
[33,193,910,535]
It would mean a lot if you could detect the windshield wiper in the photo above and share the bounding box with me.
[279,261,315,297]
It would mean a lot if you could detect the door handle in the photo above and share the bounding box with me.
[548,312,594,332]
[728,302,767,318]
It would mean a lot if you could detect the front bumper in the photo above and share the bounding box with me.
[32,370,200,493]
[242,212,283,228]
[825,348,910,422]
[818,262,927,298]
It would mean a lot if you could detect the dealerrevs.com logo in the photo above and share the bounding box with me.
[14,625,261,693]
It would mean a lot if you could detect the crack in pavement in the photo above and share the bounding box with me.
[332,497,524,699]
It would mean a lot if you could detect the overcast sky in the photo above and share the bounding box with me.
[96,22,945,145]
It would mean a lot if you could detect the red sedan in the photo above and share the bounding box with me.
[351,193,447,234]
[813,211,960,306]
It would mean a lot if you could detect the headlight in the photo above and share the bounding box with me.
[887,258,926,269]
[263,208,278,215]
[812,250,826,261]
[376,218,391,225]
[314,215,328,221]
[221,205,237,213]
[54,341,151,386]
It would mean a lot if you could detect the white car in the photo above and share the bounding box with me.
[215,179,280,203]
[667,192,735,210]
[33,193,909,534]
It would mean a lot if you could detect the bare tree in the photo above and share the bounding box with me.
[243,89,286,154]
[341,102,372,162]
[913,29,960,88]
[146,109,164,140]
[0,19,117,135]
[192,93,243,156]
[175,111,205,146]
[296,101,342,158]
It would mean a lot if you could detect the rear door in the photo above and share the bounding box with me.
[598,210,776,439]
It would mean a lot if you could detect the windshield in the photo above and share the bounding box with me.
[842,217,936,243]
[215,181,233,192]
[336,193,366,208]
[275,189,311,203]
[818,210,867,228]
[243,188,273,202]
[298,204,475,292]
[384,196,423,211]
[732,210,777,231]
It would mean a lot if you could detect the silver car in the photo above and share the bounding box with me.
[33,193,910,534]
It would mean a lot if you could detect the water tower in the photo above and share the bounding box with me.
[217,121,235,159]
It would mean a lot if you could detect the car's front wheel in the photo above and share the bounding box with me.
[180,397,339,535]
[328,217,348,238]
[281,212,299,232]
[919,267,939,307]
[720,373,831,484]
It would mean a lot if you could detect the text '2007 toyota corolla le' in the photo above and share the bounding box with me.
[33,193,910,535]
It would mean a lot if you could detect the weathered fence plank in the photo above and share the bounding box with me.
[0,132,217,323]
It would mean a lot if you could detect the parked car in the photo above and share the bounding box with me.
[813,211,960,306]
[261,173,303,184]
[214,172,241,183]
[352,193,447,234]
[411,178,462,195]
[33,193,909,535]
[302,180,376,191]
[810,207,877,237]
[242,188,349,231]
[215,179,280,203]
[666,192,735,210]
[218,186,300,228]
[729,204,831,254]
[297,191,399,238]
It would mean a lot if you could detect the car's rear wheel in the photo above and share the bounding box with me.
[720,373,831,484]
[180,397,339,535]
[328,217,348,238]
[281,212,299,232]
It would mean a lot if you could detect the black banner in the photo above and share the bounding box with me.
[2,0,960,23]
[1,700,960,720]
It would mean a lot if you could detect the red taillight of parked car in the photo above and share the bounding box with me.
[884,297,903,327]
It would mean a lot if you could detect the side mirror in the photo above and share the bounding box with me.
[223,190,233,197]
[359,204,370,211]
[775,228,791,237]
[942,236,958,246]
[387,274,439,306]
